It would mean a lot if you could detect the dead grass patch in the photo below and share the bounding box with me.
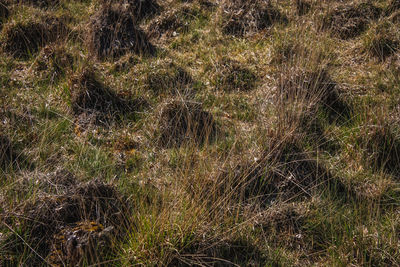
[220,0,286,36]
[324,2,381,39]
[295,0,311,16]
[1,14,67,58]
[157,100,216,148]
[215,58,257,92]
[88,4,154,59]
[18,0,60,8]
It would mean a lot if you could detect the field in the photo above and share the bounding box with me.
[1,0,400,266]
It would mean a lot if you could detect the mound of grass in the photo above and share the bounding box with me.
[0,0,9,27]
[359,121,400,176]
[18,0,60,8]
[324,1,381,39]
[363,21,400,61]
[70,67,147,124]
[296,0,311,16]
[2,177,130,265]
[35,43,74,81]
[215,58,257,92]
[145,61,193,95]
[278,68,351,121]
[147,4,197,39]
[157,100,216,147]
[0,135,14,169]
[386,0,400,15]
[88,4,154,59]
[220,0,286,36]
[1,14,67,58]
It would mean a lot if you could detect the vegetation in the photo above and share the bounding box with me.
[1,0,400,266]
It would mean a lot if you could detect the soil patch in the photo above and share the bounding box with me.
[89,5,154,59]
[158,101,216,147]
[220,0,286,36]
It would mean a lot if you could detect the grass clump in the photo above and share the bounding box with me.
[0,0,9,27]
[70,67,147,125]
[88,4,154,59]
[157,100,216,147]
[35,43,74,82]
[363,21,400,61]
[2,176,131,265]
[215,58,257,92]
[220,0,286,36]
[145,60,193,95]
[324,1,382,39]
[1,13,67,58]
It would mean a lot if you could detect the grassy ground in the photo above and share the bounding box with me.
[1,0,400,266]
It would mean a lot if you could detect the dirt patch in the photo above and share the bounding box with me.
[1,15,67,58]
[220,0,286,36]
[147,5,196,39]
[215,58,257,92]
[89,4,154,59]
[324,2,381,39]
[7,178,130,265]
[35,43,74,81]
[70,68,147,125]
[158,101,216,147]
[278,68,351,122]
[145,61,193,95]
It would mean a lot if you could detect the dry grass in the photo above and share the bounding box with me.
[1,0,400,266]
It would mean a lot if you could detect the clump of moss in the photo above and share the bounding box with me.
[88,4,154,59]
[324,2,381,39]
[158,100,216,147]
[220,0,286,36]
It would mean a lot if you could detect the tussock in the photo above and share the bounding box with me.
[147,5,194,39]
[158,100,216,147]
[215,58,257,92]
[145,61,193,95]
[0,0,9,27]
[89,4,154,59]
[1,15,67,58]
[70,68,147,124]
[6,178,130,265]
[220,0,286,36]
[278,68,351,122]
[35,43,74,81]
[324,2,381,39]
